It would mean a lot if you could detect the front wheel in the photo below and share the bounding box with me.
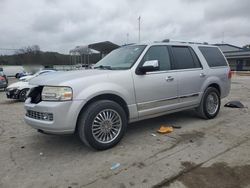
[196,87,221,119]
[77,100,127,150]
[19,89,29,102]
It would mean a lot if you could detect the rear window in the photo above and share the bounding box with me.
[171,46,201,69]
[199,46,227,67]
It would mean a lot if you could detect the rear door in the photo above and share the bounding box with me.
[170,46,205,106]
[133,45,179,118]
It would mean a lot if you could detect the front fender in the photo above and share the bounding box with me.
[75,82,135,105]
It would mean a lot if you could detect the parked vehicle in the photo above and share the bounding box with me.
[19,69,56,81]
[6,81,34,101]
[24,42,231,150]
[0,66,24,77]
[0,71,8,90]
[15,71,31,79]
[7,70,56,101]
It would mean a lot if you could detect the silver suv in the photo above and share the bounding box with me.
[25,42,231,150]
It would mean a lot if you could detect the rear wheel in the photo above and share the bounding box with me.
[77,100,127,150]
[196,87,220,119]
[19,89,29,102]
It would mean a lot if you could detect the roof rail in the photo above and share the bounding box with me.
[161,39,209,45]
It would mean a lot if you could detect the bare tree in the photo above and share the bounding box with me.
[16,45,40,55]
[243,44,250,49]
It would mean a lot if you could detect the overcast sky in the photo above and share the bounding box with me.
[0,0,249,54]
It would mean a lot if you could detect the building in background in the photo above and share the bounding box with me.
[69,41,120,68]
[215,44,250,71]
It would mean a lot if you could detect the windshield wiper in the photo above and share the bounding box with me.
[93,65,112,70]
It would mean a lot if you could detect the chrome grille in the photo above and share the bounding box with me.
[26,110,53,121]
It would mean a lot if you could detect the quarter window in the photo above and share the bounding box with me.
[171,46,201,69]
[199,46,227,67]
[142,46,171,71]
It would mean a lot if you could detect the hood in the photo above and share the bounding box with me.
[7,81,31,89]
[20,75,34,81]
[29,69,112,86]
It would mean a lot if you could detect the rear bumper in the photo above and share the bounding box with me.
[221,80,231,98]
[24,98,86,134]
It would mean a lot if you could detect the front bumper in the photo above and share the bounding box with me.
[6,88,20,99]
[24,98,86,134]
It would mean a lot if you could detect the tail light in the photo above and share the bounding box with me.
[0,76,5,81]
[228,69,232,79]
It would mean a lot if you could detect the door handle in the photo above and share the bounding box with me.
[200,73,206,77]
[166,76,174,81]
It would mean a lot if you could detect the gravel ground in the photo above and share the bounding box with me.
[0,77,250,188]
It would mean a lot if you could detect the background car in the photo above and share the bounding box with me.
[15,71,31,79]
[0,70,8,90]
[5,81,34,101]
[19,69,56,81]
[6,69,57,101]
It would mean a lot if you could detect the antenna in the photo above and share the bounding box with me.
[138,16,141,43]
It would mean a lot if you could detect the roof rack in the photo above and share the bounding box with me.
[161,39,209,45]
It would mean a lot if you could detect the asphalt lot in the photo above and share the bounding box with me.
[0,77,250,188]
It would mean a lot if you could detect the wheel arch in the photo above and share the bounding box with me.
[207,83,221,96]
[75,93,129,132]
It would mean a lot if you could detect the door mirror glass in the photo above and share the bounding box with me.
[139,60,159,74]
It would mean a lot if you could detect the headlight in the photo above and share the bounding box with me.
[42,86,73,101]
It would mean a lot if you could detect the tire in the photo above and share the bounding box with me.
[196,87,221,119]
[77,100,127,150]
[19,89,29,102]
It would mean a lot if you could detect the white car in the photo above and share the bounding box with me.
[7,70,57,101]
[20,70,56,81]
[6,81,35,102]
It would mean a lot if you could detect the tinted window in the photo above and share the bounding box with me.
[199,46,227,67]
[172,46,201,69]
[143,46,171,71]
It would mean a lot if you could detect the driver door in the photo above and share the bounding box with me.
[132,45,178,118]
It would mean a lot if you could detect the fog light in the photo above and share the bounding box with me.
[42,114,49,120]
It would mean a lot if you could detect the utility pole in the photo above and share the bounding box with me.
[138,16,141,43]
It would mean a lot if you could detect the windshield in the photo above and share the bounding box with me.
[94,45,146,70]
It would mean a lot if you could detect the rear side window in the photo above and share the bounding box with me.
[199,46,227,67]
[142,46,171,71]
[171,46,201,69]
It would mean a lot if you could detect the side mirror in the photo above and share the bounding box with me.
[138,60,159,74]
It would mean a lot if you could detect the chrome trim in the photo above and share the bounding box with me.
[179,93,199,99]
[146,68,203,75]
[137,93,199,111]
[137,97,178,111]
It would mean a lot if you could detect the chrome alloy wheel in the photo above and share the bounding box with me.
[206,92,219,115]
[92,109,122,144]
